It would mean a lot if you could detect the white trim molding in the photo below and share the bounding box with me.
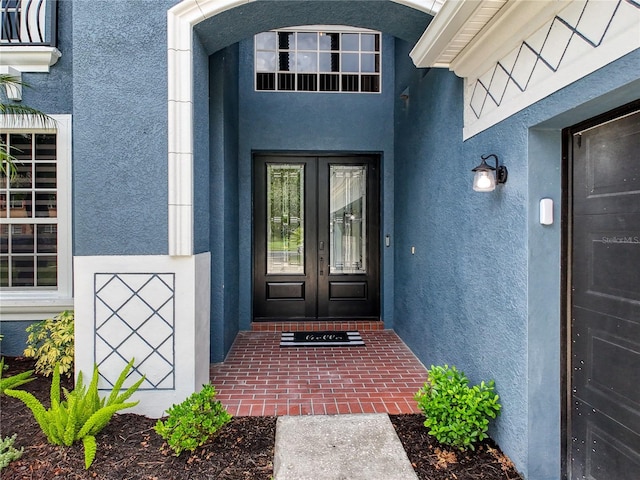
[0,46,61,72]
[393,0,444,16]
[410,0,640,139]
[167,0,250,256]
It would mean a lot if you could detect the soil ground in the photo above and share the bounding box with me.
[1,357,522,480]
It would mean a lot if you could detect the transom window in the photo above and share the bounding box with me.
[255,26,381,93]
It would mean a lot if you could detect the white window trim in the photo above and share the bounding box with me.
[0,114,73,320]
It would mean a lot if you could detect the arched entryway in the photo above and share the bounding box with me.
[166,0,438,255]
[166,0,438,361]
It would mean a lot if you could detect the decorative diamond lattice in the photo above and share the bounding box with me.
[94,273,175,390]
[469,0,640,120]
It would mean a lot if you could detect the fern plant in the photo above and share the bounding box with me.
[24,310,74,377]
[0,358,35,395]
[0,434,24,470]
[5,359,144,469]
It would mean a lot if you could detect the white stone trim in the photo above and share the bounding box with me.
[74,253,210,418]
[0,46,61,72]
[390,0,444,16]
[0,115,73,321]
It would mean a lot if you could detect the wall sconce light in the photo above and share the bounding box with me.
[471,154,508,192]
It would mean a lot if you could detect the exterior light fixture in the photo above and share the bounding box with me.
[471,154,508,192]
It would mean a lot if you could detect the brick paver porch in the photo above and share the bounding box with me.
[210,326,429,416]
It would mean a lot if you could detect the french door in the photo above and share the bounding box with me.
[253,154,380,321]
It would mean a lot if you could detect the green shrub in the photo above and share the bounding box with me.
[155,384,232,456]
[24,310,74,377]
[0,434,23,470]
[415,364,501,451]
[5,359,144,469]
[0,358,35,395]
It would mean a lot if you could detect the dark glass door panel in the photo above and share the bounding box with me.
[253,154,379,321]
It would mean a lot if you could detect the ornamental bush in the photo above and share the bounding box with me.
[154,384,232,456]
[24,310,74,377]
[415,364,501,451]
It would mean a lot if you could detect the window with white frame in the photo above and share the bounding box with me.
[255,26,381,93]
[0,115,72,316]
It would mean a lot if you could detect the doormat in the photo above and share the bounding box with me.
[280,331,365,347]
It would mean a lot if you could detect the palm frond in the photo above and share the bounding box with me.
[1,74,55,178]
[0,103,55,128]
[0,141,18,179]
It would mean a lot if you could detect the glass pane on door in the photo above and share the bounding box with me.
[329,165,367,274]
[266,164,304,274]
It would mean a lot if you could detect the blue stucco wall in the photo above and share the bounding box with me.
[393,35,640,479]
[207,43,240,362]
[222,45,241,361]
[237,33,396,329]
[71,0,175,256]
[0,321,31,356]
[194,35,211,256]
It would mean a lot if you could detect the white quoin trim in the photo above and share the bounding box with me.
[166,0,437,256]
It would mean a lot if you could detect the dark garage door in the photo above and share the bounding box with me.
[568,102,640,479]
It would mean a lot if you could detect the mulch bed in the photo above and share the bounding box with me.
[1,357,522,480]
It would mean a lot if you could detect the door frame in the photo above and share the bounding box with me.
[561,98,640,479]
[252,151,382,322]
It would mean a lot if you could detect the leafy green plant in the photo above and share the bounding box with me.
[0,358,34,395]
[0,434,24,469]
[24,310,74,377]
[5,359,144,469]
[415,364,501,451]
[155,384,232,456]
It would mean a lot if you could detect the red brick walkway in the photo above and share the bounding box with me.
[210,330,429,416]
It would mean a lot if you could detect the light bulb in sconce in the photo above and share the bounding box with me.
[471,154,508,192]
[473,171,495,192]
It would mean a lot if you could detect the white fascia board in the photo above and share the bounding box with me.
[410,0,484,68]
[0,46,61,72]
[451,0,573,79]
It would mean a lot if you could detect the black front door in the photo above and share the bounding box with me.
[567,102,640,479]
[253,154,380,321]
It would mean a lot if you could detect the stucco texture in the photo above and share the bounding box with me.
[71,0,175,256]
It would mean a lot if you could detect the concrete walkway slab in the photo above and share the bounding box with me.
[273,413,419,480]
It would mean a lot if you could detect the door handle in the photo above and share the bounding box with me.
[319,241,324,251]
[319,256,324,276]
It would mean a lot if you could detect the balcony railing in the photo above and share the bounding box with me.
[1,0,57,46]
